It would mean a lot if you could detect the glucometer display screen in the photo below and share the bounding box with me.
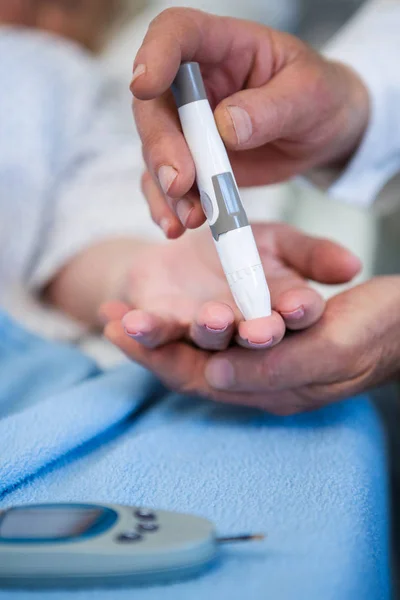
[0,506,108,541]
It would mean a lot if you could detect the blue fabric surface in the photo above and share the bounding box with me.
[0,312,391,599]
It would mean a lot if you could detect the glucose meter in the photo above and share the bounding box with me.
[0,502,264,588]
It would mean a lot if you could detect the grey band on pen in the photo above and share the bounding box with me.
[210,173,248,240]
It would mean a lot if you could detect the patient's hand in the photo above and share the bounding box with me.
[101,223,361,351]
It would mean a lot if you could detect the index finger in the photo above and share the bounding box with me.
[130,8,266,101]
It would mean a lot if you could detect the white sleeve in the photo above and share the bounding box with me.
[320,0,400,206]
[29,50,162,290]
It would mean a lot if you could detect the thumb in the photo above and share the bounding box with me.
[214,58,324,150]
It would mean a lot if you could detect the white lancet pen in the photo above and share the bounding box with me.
[171,62,271,320]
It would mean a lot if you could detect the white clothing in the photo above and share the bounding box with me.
[317,0,400,207]
[0,27,162,333]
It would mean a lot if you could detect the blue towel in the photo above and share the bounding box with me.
[0,311,391,599]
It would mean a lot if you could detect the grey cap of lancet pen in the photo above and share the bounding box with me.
[171,62,207,107]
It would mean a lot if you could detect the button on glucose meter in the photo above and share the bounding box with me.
[134,508,156,520]
[137,522,159,533]
[116,531,142,543]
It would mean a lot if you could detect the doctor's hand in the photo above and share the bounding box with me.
[131,8,369,237]
[104,276,400,414]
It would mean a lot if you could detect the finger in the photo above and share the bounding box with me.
[141,171,184,238]
[105,318,208,393]
[260,223,362,284]
[104,318,301,410]
[204,328,331,393]
[214,60,316,151]
[189,302,235,350]
[143,175,205,232]
[277,287,325,330]
[98,301,130,324]
[236,312,285,349]
[105,318,323,415]
[130,8,280,198]
[122,309,186,349]
[131,9,268,101]
[133,90,196,201]
[208,276,400,395]
[259,255,325,329]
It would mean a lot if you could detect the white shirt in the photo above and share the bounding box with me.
[0,27,162,331]
[322,0,400,207]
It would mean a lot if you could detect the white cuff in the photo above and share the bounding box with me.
[313,0,400,207]
[28,145,162,290]
[326,54,400,207]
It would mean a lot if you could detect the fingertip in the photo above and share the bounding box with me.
[165,228,185,240]
[238,312,285,347]
[343,251,363,279]
[169,191,204,230]
[122,310,154,336]
[278,288,325,330]
[104,319,148,360]
[197,302,235,330]
[315,241,363,284]
[185,204,206,229]
[162,218,185,239]
[190,302,236,351]
[130,62,171,101]
[122,312,162,349]
[131,31,182,99]
[130,71,157,102]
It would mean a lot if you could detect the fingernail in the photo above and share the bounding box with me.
[205,358,235,390]
[205,324,228,333]
[281,307,305,321]
[158,165,178,195]
[246,337,273,349]
[130,64,146,88]
[226,105,253,145]
[176,198,194,226]
[159,217,171,236]
[124,330,143,339]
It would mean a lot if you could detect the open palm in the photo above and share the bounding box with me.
[102,223,360,352]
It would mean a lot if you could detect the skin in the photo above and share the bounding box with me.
[130,8,369,236]
[49,224,361,351]
[101,8,400,414]
[103,275,400,415]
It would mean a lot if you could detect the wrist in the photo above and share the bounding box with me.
[47,238,156,327]
[324,60,370,169]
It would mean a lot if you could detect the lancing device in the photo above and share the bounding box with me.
[172,62,271,320]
